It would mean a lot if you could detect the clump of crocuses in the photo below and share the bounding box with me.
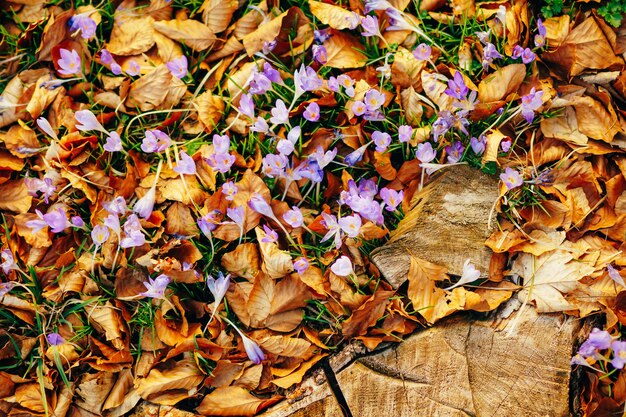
[570,328,626,372]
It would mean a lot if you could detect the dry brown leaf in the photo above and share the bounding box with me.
[477,64,526,103]
[75,372,116,415]
[257,335,311,357]
[540,106,587,145]
[271,354,326,389]
[570,95,621,142]
[391,47,426,89]
[308,0,358,30]
[135,359,204,399]
[154,19,217,51]
[196,386,282,416]
[323,30,368,69]
[0,180,32,214]
[15,383,45,413]
[222,243,261,280]
[543,16,624,77]
[0,124,40,158]
[196,91,225,133]
[107,17,156,56]
[165,202,198,237]
[421,71,454,111]
[256,227,294,279]
[400,85,424,126]
[482,129,507,164]
[510,244,596,313]
[342,290,395,337]
[126,65,173,112]
[201,0,238,34]
[0,76,25,128]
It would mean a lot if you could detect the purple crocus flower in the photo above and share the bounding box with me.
[104,131,122,152]
[57,49,82,76]
[238,93,255,119]
[0,282,14,297]
[46,333,65,346]
[283,207,304,228]
[295,65,323,92]
[248,194,275,219]
[69,14,97,40]
[1,250,17,275]
[140,274,170,299]
[364,89,385,112]
[226,206,245,228]
[222,181,238,201]
[310,146,337,169]
[535,19,547,48]
[320,213,342,249]
[120,214,146,248]
[372,131,391,153]
[276,139,294,156]
[293,257,309,274]
[262,153,288,178]
[134,187,156,219]
[413,43,432,61]
[312,45,328,64]
[24,177,56,204]
[352,101,366,116]
[104,214,121,238]
[303,102,320,122]
[27,207,71,234]
[612,341,626,369]
[577,328,613,358]
[361,15,380,37]
[103,196,127,215]
[198,210,220,238]
[470,135,486,155]
[380,188,403,212]
[206,271,230,319]
[141,129,171,153]
[314,29,332,44]
[608,264,626,287]
[251,116,269,133]
[398,125,413,143]
[100,49,114,65]
[239,332,265,364]
[521,48,536,64]
[338,214,362,238]
[445,141,465,164]
[520,87,544,124]
[263,63,282,84]
[261,225,278,243]
[415,142,436,163]
[482,43,503,70]
[299,159,324,183]
[166,55,188,79]
[174,151,196,175]
[511,45,524,59]
[75,110,106,133]
[270,99,289,125]
[364,0,393,12]
[126,60,141,76]
[207,152,235,174]
[431,111,454,142]
[91,224,110,246]
[345,144,368,166]
[249,71,272,95]
[500,139,512,153]
[331,256,353,277]
[444,72,469,101]
[500,167,523,190]
[37,117,58,140]
[328,76,340,92]
[111,63,123,75]
[71,216,85,228]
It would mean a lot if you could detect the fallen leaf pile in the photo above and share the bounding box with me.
[0,0,624,416]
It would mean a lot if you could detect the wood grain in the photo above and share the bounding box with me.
[371,164,499,288]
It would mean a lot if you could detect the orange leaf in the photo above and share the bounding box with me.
[196,387,283,416]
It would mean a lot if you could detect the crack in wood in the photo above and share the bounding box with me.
[321,359,353,417]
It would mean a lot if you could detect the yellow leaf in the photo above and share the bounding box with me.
[257,335,311,357]
[222,243,261,280]
[323,30,368,69]
[153,19,217,51]
[400,86,423,126]
[271,355,326,389]
[247,272,274,327]
[481,129,506,164]
[0,76,24,128]
[308,0,358,30]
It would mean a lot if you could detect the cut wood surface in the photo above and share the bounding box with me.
[262,302,580,417]
[371,164,499,288]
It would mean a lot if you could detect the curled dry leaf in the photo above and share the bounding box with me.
[135,359,204,399]
[221,243,261,280]
[196,91,225,133]
[323,30,368,69]
[400,85,424,126]
[154,19,217,52]
[255,227,294,279]
[196,386,283,416]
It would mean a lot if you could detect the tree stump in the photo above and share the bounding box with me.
[371,164,499,288]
